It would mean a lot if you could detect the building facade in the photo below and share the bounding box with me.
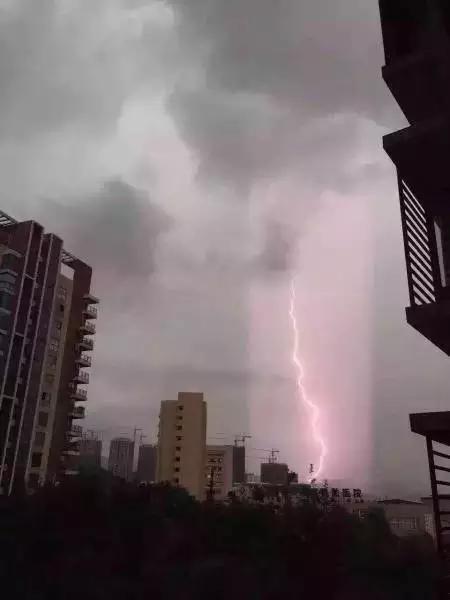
[79,436,102,470]
[108,437,134,481]
[205,445,234,500]
[136,444,157,483]
[261,462,289,485]
[232,444,246,484]
[157,392,206,500]
[0,211,97,494]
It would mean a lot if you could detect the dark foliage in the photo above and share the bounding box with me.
[0,472,440,599]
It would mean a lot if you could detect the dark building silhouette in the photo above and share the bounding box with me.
[79,437,102,469]
[232,444,246,484]
[108,437,134,482]
[136,444,157,483]
[0,211,97,494]
[261,462,289,486]
[379,0,450,582]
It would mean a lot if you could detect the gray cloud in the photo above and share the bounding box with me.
[38,179,172,279]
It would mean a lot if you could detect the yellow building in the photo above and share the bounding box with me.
[157,392,206,500]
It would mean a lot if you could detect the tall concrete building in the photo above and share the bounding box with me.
[0,211,97,494]
[136,443,157,483]
[157,392,206,500]
[232,445,246,484]
[205,445,234,500]
[261,462,289,486]
[108,437,134,481]
[79,436,102,469]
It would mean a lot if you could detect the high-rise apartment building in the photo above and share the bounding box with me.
[136,443,157,483]
[205,445,233,500]
[157,392,206,500]
[79,436,102,469]
[0,211,97,494]
[261,462,289,486]
[108,437,134,481]
[232,444,246,484]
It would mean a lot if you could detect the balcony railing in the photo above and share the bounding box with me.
[63,442,80,456]
[80,321,96,335]
[73,371,89,385]
[76,354,92,367]
[83,305,98,319]
[69,425,83,438]
[70,387,88,401]
[69,406,85,419]
[83,293,99,305]
[78,337,94,351]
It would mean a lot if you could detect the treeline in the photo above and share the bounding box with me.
[0,471,440,599]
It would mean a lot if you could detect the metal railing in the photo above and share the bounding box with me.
[400,179,437,307]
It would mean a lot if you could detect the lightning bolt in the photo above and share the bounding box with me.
[289,277,327,482]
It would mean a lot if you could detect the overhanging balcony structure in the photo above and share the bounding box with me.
[380,0,450,587]
[70,387,88,402]
[380,0,450,357]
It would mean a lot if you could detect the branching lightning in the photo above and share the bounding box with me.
[289,278,327,482]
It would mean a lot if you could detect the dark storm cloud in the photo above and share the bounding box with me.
[166,0,399,190]
[168,0,389,119]
[39,179,172,277]
[256,219,297,274]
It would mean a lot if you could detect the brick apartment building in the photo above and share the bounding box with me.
[0,211,98,494]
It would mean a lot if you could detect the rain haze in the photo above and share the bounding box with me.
[1,0,448,496]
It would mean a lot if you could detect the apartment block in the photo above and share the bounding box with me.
[0,211,98,494]
[108,437,134,481]
[136,443,157,483]
[157,392,206,500]
[205,445,233,500]
[79,436,102,469]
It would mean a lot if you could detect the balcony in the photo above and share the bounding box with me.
[73,370,89,385]
[80,321,96,335]
[63,468,78,476]
[69,425,83,438]
[78,337,94,351]
[69,405,85,419]
[76,354,92,368]
[83,293,99,305]
[70,387,88,401]
[63,442,80,456]
[83,305,98,320]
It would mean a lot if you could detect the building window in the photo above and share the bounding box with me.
[176,446,181,451]
[57,286,67,300]
[59,304,64,314]
[177,405,184,411]
[175,456,180,462]
[176,426,182,431]
[31,452,42,468]
[34,431,45,447]
[176,415,183,421]
[174,467,180,473]
[38,412,48,428]
[49,338,59,353]
[55,321,62,331]
[173,478,179,484]
[41,392,51,407]
[176,436,182,441]
[45,373,55,384]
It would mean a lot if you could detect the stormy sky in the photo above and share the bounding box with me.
[2,0,449,495]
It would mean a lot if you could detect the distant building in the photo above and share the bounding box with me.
[0,210,98,495]
[108,438,134,481]
[245,473,260,484]
[205,445,233,500]
[79,437,102,469]
[261,462,289,485]
[232,444,246,484]
[157,392,206,500]
[136,444,157,483]
[349,499,429,538]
